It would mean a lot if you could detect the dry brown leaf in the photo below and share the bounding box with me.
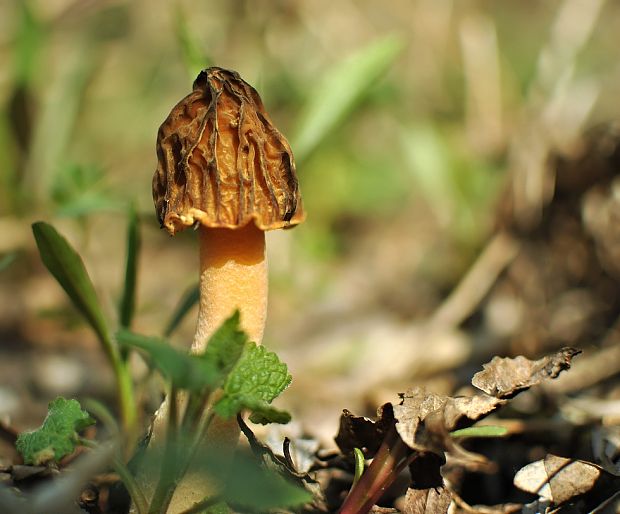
[513,454,603,505]
[409,452,445,489]
[443,395,507,430]
[592,426,620,476]
[403,487,452,514]
[392,389,447,453]
[393,387,504,455]
[334,404,395,457]
[448,484,523,514]
[471,347,581,398]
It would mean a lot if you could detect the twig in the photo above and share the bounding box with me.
[429,232,520,329]
[544,339,620,394]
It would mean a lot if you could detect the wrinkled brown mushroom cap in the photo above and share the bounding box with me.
[153,67,304,235]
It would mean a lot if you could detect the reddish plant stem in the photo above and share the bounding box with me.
[338,426,413,514]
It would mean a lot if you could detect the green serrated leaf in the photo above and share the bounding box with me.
[116,330,218,391]
[163,282,199,337]
[32,222,112,354]
[201,310,248,377]
[248,404,292,425]
[214,343,291,420]
[450,425,508,439]
[119,205,141,330]
[293,34,404,162]
[16,397,95,465]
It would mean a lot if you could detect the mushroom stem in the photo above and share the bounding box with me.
[134,222,267,513]
[174,223,266,509]
[192,221,267,352]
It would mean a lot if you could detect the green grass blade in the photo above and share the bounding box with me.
[164,282,200,337]
[119,205,141,329]
[25,44,99,202]
[174,4,211,80]
[0,253,17,273]
[32,222,136,439]
[353,448,365,486]
[31,222,112,353]
[116,330,219,391]
[14,1,46,86]
[292,34,404,163]
[450,425,508,439]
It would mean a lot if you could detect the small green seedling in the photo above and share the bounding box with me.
[16,397,95,466]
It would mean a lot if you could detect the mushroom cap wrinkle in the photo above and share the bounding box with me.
[153,67,304,235]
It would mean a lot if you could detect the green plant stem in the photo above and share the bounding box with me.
[177,495,223,514]
[148,386,181,514]
[147,387,218,514]
[338,426,412,514]
[78,438,148,514]
[115,455,149,514]
[178,405,216,485]
[113,350,137,448]
[98,331,137,452]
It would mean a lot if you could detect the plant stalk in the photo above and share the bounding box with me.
[104,332,137,453]
[338,426,412,514]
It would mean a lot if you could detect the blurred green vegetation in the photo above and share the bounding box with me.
[1,0,619,336]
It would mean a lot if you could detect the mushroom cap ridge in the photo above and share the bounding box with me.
[153,67,305,235]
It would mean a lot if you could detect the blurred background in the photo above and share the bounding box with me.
[1,0,620,448]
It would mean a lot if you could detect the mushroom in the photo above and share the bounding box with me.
[153,67,304,350]
[143,67,304,511]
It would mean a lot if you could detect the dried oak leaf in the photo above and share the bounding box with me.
[335,404,395,458]
[513,454,617,505]
[471,347,581,399]
[392,387,505,455]
[404,488,451,514]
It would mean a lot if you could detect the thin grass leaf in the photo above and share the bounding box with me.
[14,1,46,85]
[32,222,113,355]
[292,34,404,163]
[174,4,211,80]
[116,330,219,391]
[82,398,119,437]
[353,448,365,485]
[51,163,122,218]
[0,253,16,273]
[164,282,200,337]
[25,44,99,201]
[32,223,136,437]
[450,425,508,439]
[119,205,141,329]
[55,194,124,218]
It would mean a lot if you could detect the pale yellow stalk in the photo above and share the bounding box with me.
[135,222,267,513]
